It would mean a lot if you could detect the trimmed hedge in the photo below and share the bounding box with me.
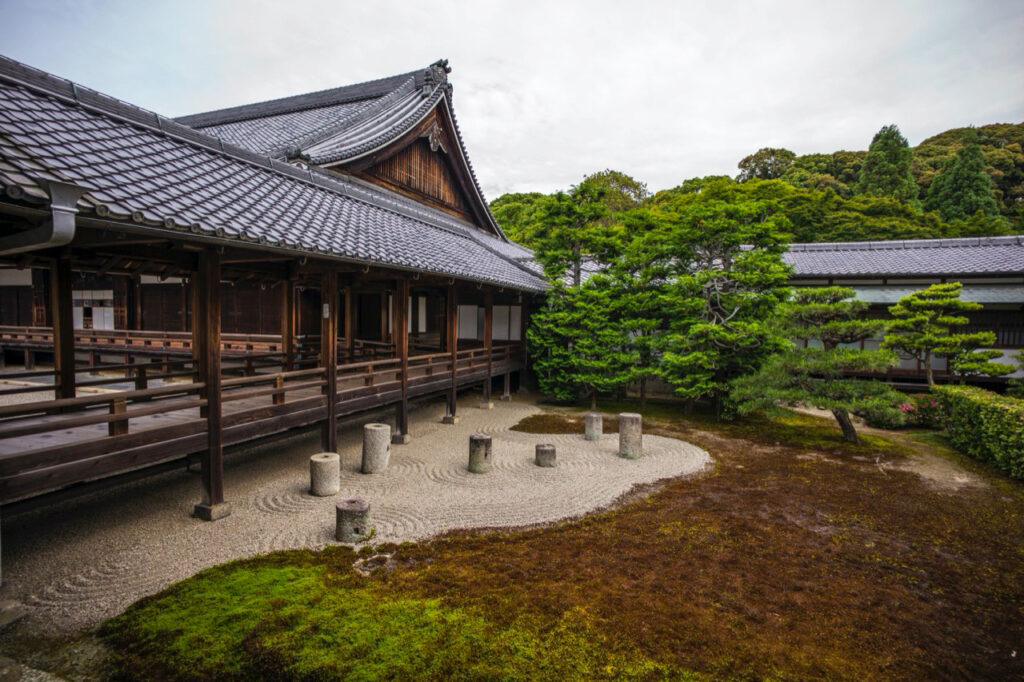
[932,385,1024,479]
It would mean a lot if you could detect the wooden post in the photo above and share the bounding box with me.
[481,289,493,408]
[108,397,128,436]
[344,285,354,363]
[128,275,142,330]
[379,291,389,344]
[192,248,229,521]
[321,270,338,453]
[393,277,410,444]
[443,283,458,423]
[50,256,75,401]
[282,276,295,371]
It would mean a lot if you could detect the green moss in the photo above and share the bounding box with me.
[103,561,690,681]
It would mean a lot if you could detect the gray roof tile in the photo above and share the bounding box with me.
[0,56,545,292]
[785,237,1024,277]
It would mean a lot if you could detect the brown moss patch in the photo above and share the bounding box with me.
[364,410,1024,680]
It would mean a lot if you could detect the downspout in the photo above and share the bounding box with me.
[0,180,88,255]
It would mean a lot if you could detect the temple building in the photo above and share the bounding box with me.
[0,56,543,515]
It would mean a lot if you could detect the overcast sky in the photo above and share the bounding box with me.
[1,0,1022,199]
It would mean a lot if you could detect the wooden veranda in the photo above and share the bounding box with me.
[0,233,529,519]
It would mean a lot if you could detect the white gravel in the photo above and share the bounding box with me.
[0,394,710,633]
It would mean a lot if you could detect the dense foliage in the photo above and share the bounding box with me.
[933,385,1024,479]
[492,122,1024,246]
[729,287,901,442]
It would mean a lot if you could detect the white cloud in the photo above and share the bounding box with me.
[2,0,1022,197]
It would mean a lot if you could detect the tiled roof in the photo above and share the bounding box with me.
[0,56,546,292]
[785,236,1024,277]
[177,59,503,236]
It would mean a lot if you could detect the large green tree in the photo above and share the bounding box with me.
[856,124,919,204]
[924,128,1002,223]
[651,179,792,412]
[731,287,900,442]
[737,147,797,182]
[883,282,1012,385]
[489,192,547,245]
[529,179,612,286]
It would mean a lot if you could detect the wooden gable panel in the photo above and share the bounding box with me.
[363,137,475,222]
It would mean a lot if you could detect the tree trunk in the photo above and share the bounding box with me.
[685,399,694,416]
[832,408,859,443]
[640,375,647,413]
[590,389,597,410]
[925,350,934,386]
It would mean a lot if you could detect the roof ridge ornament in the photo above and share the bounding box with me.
[423,59,451,96]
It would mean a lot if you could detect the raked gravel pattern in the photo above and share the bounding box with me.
[1,395,711,632]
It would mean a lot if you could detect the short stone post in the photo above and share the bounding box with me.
[309,452,340,496]
[618,412,642,459]
[535,443,556,467]
[468,433,492,473]
[361,423,391,473]
[584,412,603,441]
[336,497,371,543]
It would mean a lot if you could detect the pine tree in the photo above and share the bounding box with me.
[855,124,919,204]
[653,180,792,413]
[730,287,900,442]
[924,128,1001,223]
[883,282,1013,385]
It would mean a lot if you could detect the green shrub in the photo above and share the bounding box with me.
[932,385,1024,479]
[898,393,945,428]
[854,397,907,429]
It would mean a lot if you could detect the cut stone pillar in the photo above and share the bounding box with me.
[618,412,643,459]
[336,497,371,543]
[468,433,492,473]
[535,443,556,467]
[362,423,392,473]
[309,452,340,496]
[584,412,603,441]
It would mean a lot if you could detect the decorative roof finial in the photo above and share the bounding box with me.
[423,59,452,95]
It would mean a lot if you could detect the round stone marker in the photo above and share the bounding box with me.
[584,412,603,441]
[336,497,371,543]
[309,452,340,497]
[535,443,556,467]
[468,433,492,473]
[361,423,391,474]
[618,412,643,459]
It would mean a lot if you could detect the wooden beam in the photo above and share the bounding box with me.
[444,283,458,423]
[321,270,339,452]
[482,289,493,406]
[393,277,410,443]
[282,276,296,371]
[50,256,75,401]
[344,285,354,362]
[192,248,229,521]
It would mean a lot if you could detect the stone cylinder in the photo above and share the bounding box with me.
[468,433,492,473]
[309,452,340,497]
[336,497,371,543]
[584,412,603,441]
[618,412,643,459]
[535,443,556,467]
[361,423,391,474]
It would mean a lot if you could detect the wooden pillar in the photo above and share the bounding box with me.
[281,276,295,371]
[50,257,75,400]
[379,291,389,344]
[393,277,410,443]
[443,283,458,423]
[193,248,229,521]
[127,275,142,330]
[344,285,354,363]
[31,268,50,327]
[321,270,338,453]
[481,289,493,408]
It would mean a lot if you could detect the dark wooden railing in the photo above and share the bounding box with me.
[0,342,521,505]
